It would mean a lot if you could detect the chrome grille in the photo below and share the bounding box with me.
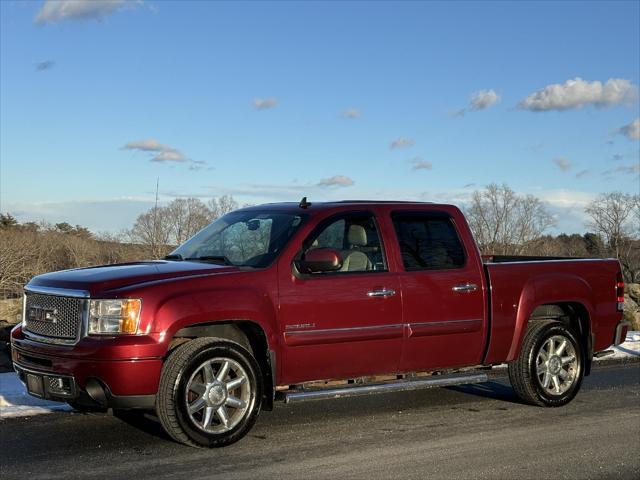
[24,293,84,342]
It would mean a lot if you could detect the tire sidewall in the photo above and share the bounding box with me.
[527,324,584,406]
[173,342,263,447]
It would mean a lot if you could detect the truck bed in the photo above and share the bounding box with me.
[482,257,622,364]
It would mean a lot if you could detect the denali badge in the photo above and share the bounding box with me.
[27,306,58,323]
[285,323,316,331]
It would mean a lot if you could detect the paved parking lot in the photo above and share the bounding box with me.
[1,362,638,480]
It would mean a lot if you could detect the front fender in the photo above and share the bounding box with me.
[152,286,279,355]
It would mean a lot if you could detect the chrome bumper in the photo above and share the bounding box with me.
[613,320,630,346]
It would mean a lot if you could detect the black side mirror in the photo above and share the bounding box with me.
[296,248,343,273]
[246,219,261,231]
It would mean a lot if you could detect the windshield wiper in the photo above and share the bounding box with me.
[164,254,183,261]
[185,255,233,266]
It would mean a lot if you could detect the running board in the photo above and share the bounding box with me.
[281,372,488,404]
[594,349,615,358]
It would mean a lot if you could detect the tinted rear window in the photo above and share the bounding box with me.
[392,214,466,270]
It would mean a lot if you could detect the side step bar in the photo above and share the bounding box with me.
[281,372,488,404]
[594,349,615,358]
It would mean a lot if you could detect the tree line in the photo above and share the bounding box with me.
[464,185,639,282]
[1,187,638,305]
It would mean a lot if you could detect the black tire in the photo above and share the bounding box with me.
[508,320,584,407]
[156,337,263,447]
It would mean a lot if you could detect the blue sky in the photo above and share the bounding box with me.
[1,0,639,234]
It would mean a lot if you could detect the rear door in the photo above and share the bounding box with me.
[278,210,403,384]
[390,210,487,371]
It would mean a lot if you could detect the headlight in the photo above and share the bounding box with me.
[88,299,141,335]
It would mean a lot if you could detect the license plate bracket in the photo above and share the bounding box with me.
[26,373,45,398]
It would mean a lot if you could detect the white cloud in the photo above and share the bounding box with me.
[340,108,361,119]
[455,89,501,116]
[122,138,186,162]
[390,137,415,149]
[151,150,185,163]
[519,78,637,111]
[535,190,596,234]
[121,138,208,169]
[411,157,432,170]
[122,138,170,152]
[470,89,501,111]
[575,169,590,179]
[317,175,354,188]
[252,97,278,110]
[35,0,133,24]
[553,157,572,172]
[617,118,640,141]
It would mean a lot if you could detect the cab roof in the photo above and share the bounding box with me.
[237,199,456,214]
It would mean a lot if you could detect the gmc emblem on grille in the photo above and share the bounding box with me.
[27,306,58,323]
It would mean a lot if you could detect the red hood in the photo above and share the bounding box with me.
[26,260,240,296]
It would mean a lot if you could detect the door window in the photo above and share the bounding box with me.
[303,213,386,272]
[392,214,466,270]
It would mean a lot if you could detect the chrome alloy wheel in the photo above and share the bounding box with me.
[185,357,252,433]
[535,335,579,396]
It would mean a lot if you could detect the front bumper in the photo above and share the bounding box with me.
[11,325,162,409]
[14,364,77,401]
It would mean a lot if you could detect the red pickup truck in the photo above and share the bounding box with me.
[11,200,627,447]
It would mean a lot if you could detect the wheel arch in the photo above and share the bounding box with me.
[509,301,593,375]
[168,320,276,410]
[506,273,595,373]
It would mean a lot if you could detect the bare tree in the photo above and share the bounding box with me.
[208,195,239,221]
[586,192,640,281]
[465,183,555,255]
[129,206,174,258]
[128,196,240,257]
[167,198,211,244]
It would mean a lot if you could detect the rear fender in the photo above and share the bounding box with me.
[506,274,594,362]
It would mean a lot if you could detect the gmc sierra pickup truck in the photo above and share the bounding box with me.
[11,200,628,447]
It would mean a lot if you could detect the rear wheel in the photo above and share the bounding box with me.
[508,320,584,407]
[156,337,262,447]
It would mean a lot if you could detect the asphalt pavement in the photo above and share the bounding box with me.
[1,363,639,480]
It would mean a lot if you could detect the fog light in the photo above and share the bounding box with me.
[46,376,74,397]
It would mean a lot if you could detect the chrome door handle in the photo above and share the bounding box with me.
[367,289,396,298]
[452,283,478,293]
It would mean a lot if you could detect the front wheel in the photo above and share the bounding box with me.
[508,320,584,407]
[156,338,262,447]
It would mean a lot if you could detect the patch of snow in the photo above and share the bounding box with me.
[606,330,640,359]
[0,372,71,419]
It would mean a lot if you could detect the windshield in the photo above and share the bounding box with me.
[169,211,306,268]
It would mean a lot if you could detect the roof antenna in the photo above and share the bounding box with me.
[299,196,312,209]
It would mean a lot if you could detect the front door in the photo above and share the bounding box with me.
[278,211,403,385]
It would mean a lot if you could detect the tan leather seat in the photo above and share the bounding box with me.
[341,225,372,272]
